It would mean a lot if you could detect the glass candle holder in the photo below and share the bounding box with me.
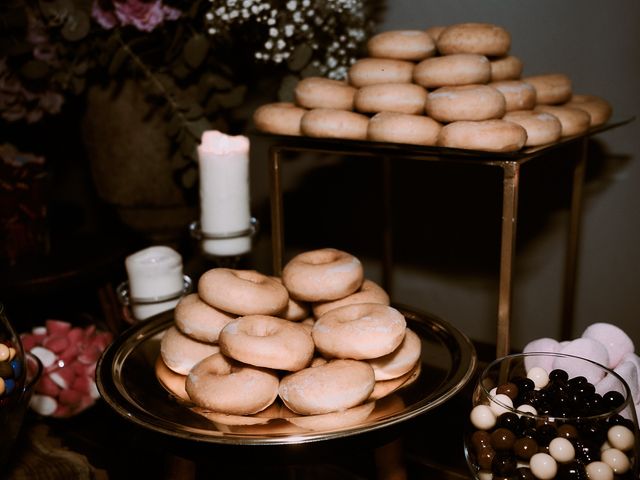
[189,217,259,266]
[464,352,639,479]
[116,275,193,323]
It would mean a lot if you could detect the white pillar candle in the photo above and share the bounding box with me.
[197,130,251,257]
[125,246,186,321]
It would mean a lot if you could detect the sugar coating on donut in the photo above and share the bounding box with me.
[564,94,612,127]
[186,352,279,415]
[354,83,428,115]
[367,328,421,381]
[437,22,511,56]
[278,359,375,415]
[426,84,506,123]
[490,55,523,81]
[503,110,562,147]
[198,268,289,316]
[271,276,310,321]
[282,248,364,302]
[413,54,491,88]
[160,326,220,375]
[174,293,236,343]
[524,73,572,105]
[369,360,421,401]
[312,303,407,360]
[425,25,446,43]
[313,278,390,318]
[490,80,537,111]
[367,111,442,147]
[218,315,314,371]
[287,401,376,431]
[252,102,307,136]
[534,105,591,137]
[300,109,369,140]
[438,119,527,152]
[367,30,436,61]
[347,58,415,87]
[294,77,356,111]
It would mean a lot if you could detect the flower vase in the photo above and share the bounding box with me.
[81,80,197,244]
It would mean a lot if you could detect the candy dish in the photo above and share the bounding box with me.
[96,304,476,445]
[465,352,639,479]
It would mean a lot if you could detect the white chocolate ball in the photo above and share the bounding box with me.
[607,425,635,452]
[516,404,537,416]
[601,448,630,474]
[548,437,575,463]
[585,461,614,480]
[489,393,513,417]
[529,452,557,479]
[527,366,550,389]
[470,404,496,430]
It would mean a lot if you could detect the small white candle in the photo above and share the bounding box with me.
[197,130,251,257]
[125,245,186,321]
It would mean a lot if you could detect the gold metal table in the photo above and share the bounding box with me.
[260,117,633,359]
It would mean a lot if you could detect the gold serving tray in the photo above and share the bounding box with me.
[96,305,477,445]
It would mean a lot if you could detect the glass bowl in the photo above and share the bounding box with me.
[464,352,639,479]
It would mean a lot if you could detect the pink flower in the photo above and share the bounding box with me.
[92,0,182,33]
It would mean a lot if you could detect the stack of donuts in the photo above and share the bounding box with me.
[155,248,421,431]
[253,22,612,153]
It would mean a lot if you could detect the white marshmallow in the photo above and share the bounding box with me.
[554,338,610,385]
[596,361,638,401]
[523,337,560,372]
[582,322,635,369]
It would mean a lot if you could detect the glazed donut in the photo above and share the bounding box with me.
[534,105,591,137]
[278,359,375,415]
[489,80,537,111]
[367,30,436,61]
[282,248,364,302]
[490,55,523,81]
[413,54,491,88]
[347,58,415,87]
[160,326,220,375]
[287,401,376,431]
[186,352,279,415]
[425,85,506,123]
[523,73,572,105]
[369,361,421,401]
[367,112,442,146]
[313,278,390,318]
[191,399,290,427]
[502,110,562,147]
[437,23,511,57]
[174,293,236,343]
[367,328,421,381]
[218,315,314,371]
[354,83,428,115]
[564,94,612,127]
[154,355,191,403]
[300,109,369,140]
[300,317,315,334]
[294,77,356,111]
[198,268,289,316]
[425,25,446,43]
[312,303,406,360]
[252,102,307,136]
[271,277,309,321]
[438,119,528,152]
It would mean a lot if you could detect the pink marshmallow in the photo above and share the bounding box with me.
[620,352,640,376]
[596,360,639,402]
[581,322,635,369]
[523,338,560,372]
[553,338,610,385]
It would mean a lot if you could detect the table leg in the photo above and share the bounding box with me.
[561,137,588,340]
[269,146,285,276]
[496,163,521,358]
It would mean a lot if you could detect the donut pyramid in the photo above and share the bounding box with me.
[253,22,612,152]
[156,248,421,431]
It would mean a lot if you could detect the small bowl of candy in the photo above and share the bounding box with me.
[465,352,639,479]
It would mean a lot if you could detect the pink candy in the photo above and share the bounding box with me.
[582,322,635,369]
[21,320,112,418]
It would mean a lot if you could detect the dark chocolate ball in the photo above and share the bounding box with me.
[549,369,569,383]
[516,467,537,480]
[471,430,491,452]
[491,452,517,476]
[513,436,538,460]
[476,446,496,470]
[490,427,516,451]
[496,382,519,400]
[496,412,520,432]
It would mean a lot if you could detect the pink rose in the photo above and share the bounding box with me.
[92,0,181,32]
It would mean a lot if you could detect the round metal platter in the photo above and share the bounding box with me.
[96,304,477,445]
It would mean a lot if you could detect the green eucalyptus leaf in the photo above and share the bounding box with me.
[204,95,219,115]
[185,117,211,140]
[196,73,233,103]
[287,43,313,72]
[61,10,90,42]
[171,60,191,80]
[183,34,209,70]
[214,85,247,109]
[184,103,204,120]
[108,47,128,76]
[70,75,85,94]
[300,63,322,78]
[180,136,196,156]
[277,75,298,102]
[167,114,184,137]
[19,60,50,80]
[180,167,198,189]
[38,0,73,19]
